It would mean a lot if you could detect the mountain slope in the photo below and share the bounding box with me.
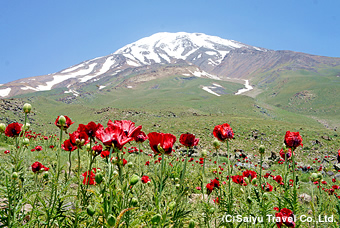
[2,32,339,99]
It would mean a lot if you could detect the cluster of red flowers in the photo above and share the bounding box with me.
[274,208,295,228]
[4,122,22,137]
[206,178,220,194]
[31,161,49,173]
[82,168,99,185]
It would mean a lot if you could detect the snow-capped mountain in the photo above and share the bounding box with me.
[1,32,339,98]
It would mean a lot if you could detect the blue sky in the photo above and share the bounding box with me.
[1,0,339,84]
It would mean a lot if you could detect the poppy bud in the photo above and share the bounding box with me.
[86,144,91,151]
[23,123,30,130]
[87,205,95,216]
[23,103,32,113]
[209,207,215,214]
[95,173,103,184]
[212,139,220,149]
[317,172,322,180]
[127,162,133,168]
[240,187,244,194]
[107,214,116,226]
[12,172,18,180]
[169,201,176,210]
[22,138,30,146]
[247,196,252,204]
[58,115,66,127]
[188,220,195,228]
[201,149,208,157]
[175,184,180,189]
[151,214,161,224]
[112,170,118,176]
[263,192,269,201]
[130,175,139,186]
[43,171,49,180]
[310,173,318,182]
[251,178,257,185]
[259,145,265,154]
[175,177,179,183]
[244,176,250,184]
[0,123,6,133]
[131,197,138,206]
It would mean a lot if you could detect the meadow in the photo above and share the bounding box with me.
[0,101,339,228]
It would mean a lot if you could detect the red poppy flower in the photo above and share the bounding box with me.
[69,131,89,148]
[211,178,220,188]
[179,133,199,147]
[96,123,133,150]
[262,182,273,192]
[4,150,10,154]
[82,168,97,185]
[55,115,74,130]
[134,131,148,143]
[62,139,77,152]
[147,132,176,155]
[242,170,257,180]
[273,175,283,184]
[284,131,303,150]
[145,161,150,166]
[92,144,103,155]
[232,175,246,185]
[35,146,43,151]
[5,122,22,137]
[141,175,151,183]
[108,120,142,138]
[77,121,101,139]
[279,148,292,160]
[337,149,340,163]
[206,183,214,194]
[100,150,110,158]
[275,208,295,228]
[213,123,234,142]
[31,161,49,173]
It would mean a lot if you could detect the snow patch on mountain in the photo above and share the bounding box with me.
[202,86,220,96]
[79,57,114,82]
[235,80,253,95]
[0,88,11,97]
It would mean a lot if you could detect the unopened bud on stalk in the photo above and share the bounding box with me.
[127,162,133,168]
[247,196,252,204]
[43,171,49,180]
[86,144,91,151]
[169,201,176,210]
[0,123,5,133]
[58,115,66,127]
[87,205,95,216]
[95,173,103,184]
[263,192,269,201]
[107,214,116,226]
[112,170,118,176]
[131,197,138,206]
[22,138,30,146]
[23,103,32,113]
[24,123,30,130]
[240,187,244,194]
[310,173,318,182]
[188,220,195,228]
[212,139,220,149]
[251,178,257,185]
[259,145,265,154]
[201,149,208,157]
[130,175,139,186]
[12,172,18,180]
[151,214,161,224]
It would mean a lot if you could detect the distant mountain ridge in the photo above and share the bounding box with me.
[1,32,340,98]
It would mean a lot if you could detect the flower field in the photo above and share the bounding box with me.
[0,103,339,228]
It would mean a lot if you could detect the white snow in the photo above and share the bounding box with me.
[0,84,3,86]
[202,86,220,96]
[79,57,114,82]
[206,51,216,55]
[99,85,106,90]
[126,59,141,67]
[61,64,84,73]
[235,80,253,95]
[182,73,191,76]
[213,83,223,88]
[21,86,40,91]
[64,89,80,97]
[29,78,36,80]
[114,32,261,66]
[189,70,221,80]
[127,86,133,88]
[36,63,97,91]
[0,88,11,97]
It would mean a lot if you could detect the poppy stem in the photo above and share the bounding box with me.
[77,148,81,199]
[180,147,189,187]
[67,150,72,182]
[160,153,165,195]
